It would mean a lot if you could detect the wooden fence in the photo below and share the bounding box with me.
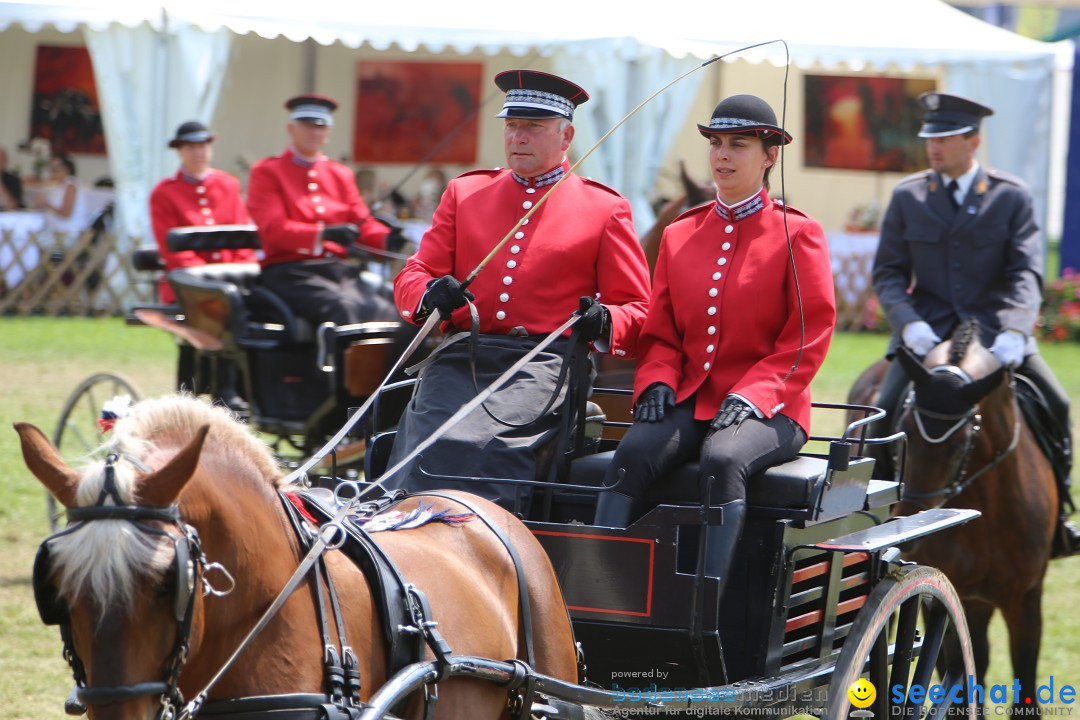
[0,229,156,316]
[1,227,881,328]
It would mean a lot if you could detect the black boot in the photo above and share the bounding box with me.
[593,491,642,528]
[703,499,746,580]
[1052,515,1080,559]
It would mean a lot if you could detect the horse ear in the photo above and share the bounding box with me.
[14,422,81,509]
[138,424,211,507]
[959,366,1007,405]
[895,345,932,385]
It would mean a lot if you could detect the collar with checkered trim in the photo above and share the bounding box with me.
[511,160,569,189]
[714,187,766,223]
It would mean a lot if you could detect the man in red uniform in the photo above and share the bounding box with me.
[385,70,651,512]
[246,95,397,326]
[150,121,256,304]
[150,120,257,409]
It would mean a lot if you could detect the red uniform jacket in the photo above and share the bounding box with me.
[635,189,835,434]
[149,169,256,303]
[246,149,387,267]
[394,164,651,357]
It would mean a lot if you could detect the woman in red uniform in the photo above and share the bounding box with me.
[150,121,257,304]
[595,95,836,591]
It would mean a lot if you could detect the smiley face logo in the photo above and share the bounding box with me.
[848,679,876,709]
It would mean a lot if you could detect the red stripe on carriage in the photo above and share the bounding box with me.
[791,551,868,584]
[531,530,655,617]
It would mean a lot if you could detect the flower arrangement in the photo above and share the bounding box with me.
[17,137,52,180]
[844,202,881,232]
[1037,268,1080,343]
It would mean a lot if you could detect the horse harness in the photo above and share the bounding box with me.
[33,453,232,720]
[900,365,1022,509]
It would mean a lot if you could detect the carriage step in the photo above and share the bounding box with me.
[814,508,981,553]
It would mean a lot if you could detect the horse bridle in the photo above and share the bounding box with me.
[901,365,1021,509]
[34,453,233,720]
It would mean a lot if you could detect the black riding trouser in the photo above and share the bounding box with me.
[602,398,806,506]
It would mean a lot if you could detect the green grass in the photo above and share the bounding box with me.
[0,319,1078,717]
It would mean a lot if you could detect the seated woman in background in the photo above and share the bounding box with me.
[593,94,836,607]
[36,153,92,238]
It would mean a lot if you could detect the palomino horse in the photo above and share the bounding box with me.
[17,394,577,720]
[862,321,1055,711]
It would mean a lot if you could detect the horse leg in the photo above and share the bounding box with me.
[1002,585,1044,712]
[964,598,994,713]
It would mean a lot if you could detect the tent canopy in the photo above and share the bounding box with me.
[0,0,1070,241]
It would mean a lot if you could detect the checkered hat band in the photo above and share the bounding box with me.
[503,89,574,117]
[709,117,766,130]
[290,105,334,124]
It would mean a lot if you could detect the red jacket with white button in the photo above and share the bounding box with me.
[149,168,257,303]
[246,149,388,267]
[393,163,651,357]
[634,188,835,434]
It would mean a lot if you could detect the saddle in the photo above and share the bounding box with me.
[1015,375,1074,508]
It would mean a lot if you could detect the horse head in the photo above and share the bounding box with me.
[893,320,1009,513]
[16,395,292,720]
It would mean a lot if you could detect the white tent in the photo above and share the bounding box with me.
[0,0,1070,242]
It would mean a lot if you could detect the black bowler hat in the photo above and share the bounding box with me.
[168,120,215,148]
[697,94,792,144]
[917,92,993,138]
[285,94,338,127]
[494,70,589,120]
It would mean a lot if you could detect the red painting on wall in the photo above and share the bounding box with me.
[30,45,107,155]
[353,61,482,164]
[803,75,934,173]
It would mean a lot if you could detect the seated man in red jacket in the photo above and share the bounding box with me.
[383,70,651,512]
[246,95,398,327]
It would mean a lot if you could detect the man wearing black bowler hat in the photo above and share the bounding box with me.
[246,94,398,326]
[872,91,1079,555]
[384,69,651,512]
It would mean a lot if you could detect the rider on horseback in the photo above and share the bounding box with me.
[871,92,1079,557]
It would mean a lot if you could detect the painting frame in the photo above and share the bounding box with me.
[803,74,935,173]
[353,60,483,165]
[30,45,107,156]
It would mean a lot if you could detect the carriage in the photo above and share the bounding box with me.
[33,228,985,720]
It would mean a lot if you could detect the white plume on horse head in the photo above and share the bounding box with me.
[47,394,283,624]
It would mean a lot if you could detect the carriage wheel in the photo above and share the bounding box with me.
[48,373,141,531]
[824,564,976,718]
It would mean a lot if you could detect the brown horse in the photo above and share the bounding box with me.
[17,394,577,720]
[860,322,1055,711]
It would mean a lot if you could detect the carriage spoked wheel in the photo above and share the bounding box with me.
[824,564,977,718]
[48,372,141,531]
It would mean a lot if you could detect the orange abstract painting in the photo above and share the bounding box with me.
[30,45,107,155]
[804,75,933,173]
[354,61,482,164]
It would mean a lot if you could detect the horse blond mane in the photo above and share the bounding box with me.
[49,394,283,622]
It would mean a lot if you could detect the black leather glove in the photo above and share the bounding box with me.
[573,296,610,343]
[710,396,754,432]
[386,226,407,253]
[321,223,360,245]
[635,383,676,423]
[420,275,474,319]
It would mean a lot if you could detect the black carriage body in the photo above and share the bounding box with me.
[525,448,891,702]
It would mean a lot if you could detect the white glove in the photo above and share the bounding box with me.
[901,320,941,356]
[990,329,1026,368]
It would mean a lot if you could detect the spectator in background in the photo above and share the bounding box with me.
[36,154,91,237]
[411,167,448,222]
[0,146,24,210]
[149,120,257,304]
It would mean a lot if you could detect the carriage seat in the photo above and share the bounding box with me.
[167,263,315,351]
[568,450,875,522]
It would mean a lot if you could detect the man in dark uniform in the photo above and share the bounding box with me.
[246,95,397,327]
[872,91,1079,555]
[384,70,651,512]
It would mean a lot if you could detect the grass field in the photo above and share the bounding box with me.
[1,318,1078,717]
